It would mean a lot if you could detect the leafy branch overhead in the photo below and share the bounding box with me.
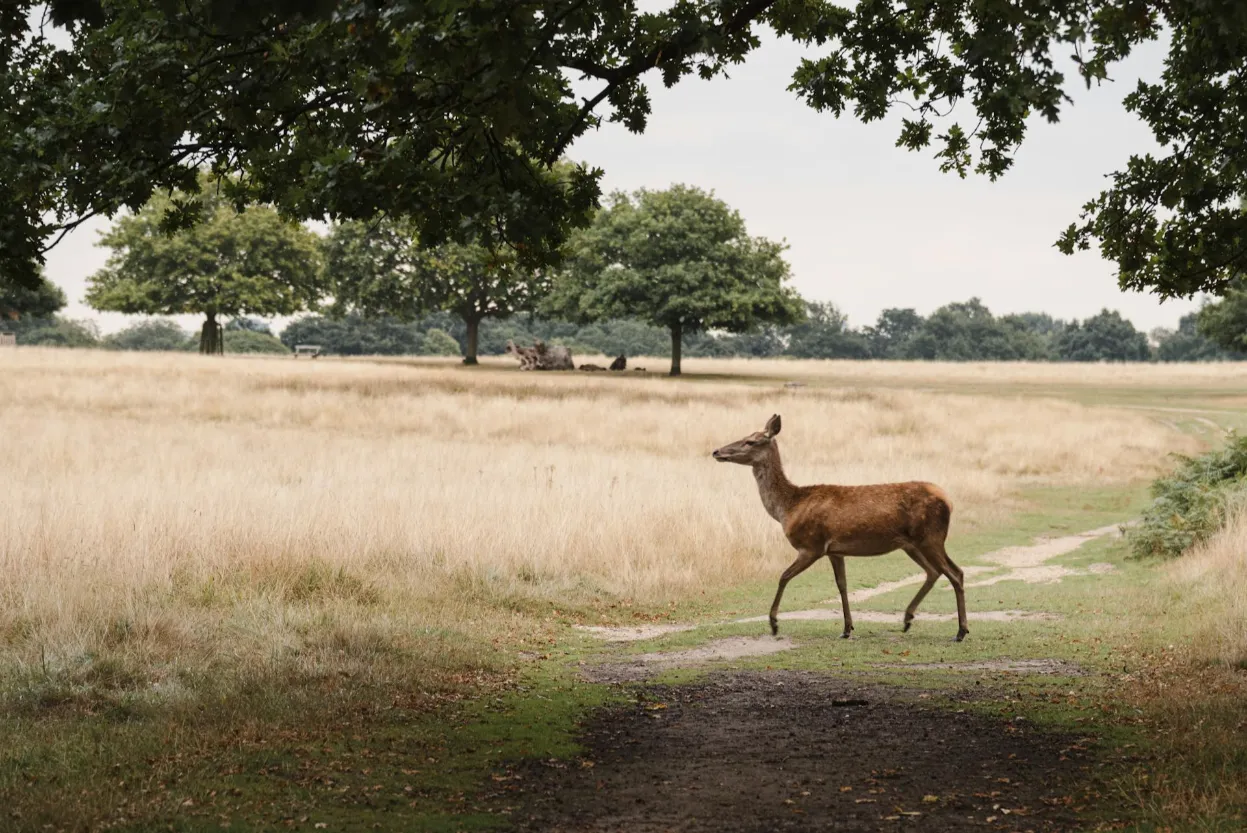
[5,0,1247,297]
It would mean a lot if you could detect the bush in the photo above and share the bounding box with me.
[421,328,462,356]
[104,319,191,351]
[224,330,290,354]
[14,318,100,348]
[1128,433,1247,559]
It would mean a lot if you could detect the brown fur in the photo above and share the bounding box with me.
[712,414,969,642]
[579,363,607,372]
[609,355,627,371]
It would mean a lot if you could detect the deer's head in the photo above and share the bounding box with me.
[712,414,781,464]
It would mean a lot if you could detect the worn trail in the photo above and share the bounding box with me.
[501,671,1098,832]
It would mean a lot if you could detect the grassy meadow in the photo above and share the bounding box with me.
[2,347,1246,830]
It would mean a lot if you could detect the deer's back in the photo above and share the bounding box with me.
[783,481,951,556]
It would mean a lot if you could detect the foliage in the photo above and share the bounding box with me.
[1054,309,1150,362]
[1197,286,1247,355]
[863,308,924,359]
[325,221,549,364]
[786,301,871,359]
[547,185,803,374]
[0,274,66,320]
[86,187,323,354]
[13,317,100,347]
[421,329,462,357]
[224,330,290,355]
[1156,313,1243,362]
[103,319,191,352]
[7,1,1245,301]
[1128,434,1247,560]
[279,314,427,356]
[226,317,273,335]
[906,299,1051,361]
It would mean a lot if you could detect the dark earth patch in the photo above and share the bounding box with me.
[497,671,1105,832]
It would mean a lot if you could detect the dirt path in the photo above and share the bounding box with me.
[499,671,1100,832]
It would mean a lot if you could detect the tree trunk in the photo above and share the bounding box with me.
[199,311,223,356]
[462,315,480,365]
[669,321,683,377]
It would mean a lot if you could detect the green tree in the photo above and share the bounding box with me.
[786,301,871,359]
[864,309,925,359]
[10,1,1247,301]
[547,186,803,375]
[906,299,1050,361]
[1157,312,1242,362]
[421,329,462,357]
[1197,288,1247,355]
[1054,310,1150,362]
[17,319,100,348]
[86,189,323,355]
[1,275,66,320]
[324,221,549,365]
[280,314,427,356]
[224,330,290,355]
[103,319,191,351]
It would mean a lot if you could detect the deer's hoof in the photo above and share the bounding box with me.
[903,620,912,633]
[770,620,779,637]
[840,630,852,640]
[954,628,969,643]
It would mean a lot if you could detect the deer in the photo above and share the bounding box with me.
[712,414,969,642]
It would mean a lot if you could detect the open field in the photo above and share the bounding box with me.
[1,347,1245,831]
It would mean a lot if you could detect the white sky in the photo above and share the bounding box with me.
[41,21,1198,335]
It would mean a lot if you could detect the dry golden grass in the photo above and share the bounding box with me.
[0,348,1198,705]
[1166,504,1247,669]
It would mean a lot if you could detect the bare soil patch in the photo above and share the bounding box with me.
[501,671,1101,832]
[737,609,1058,625]
[582,637,793,684]
[574,624,698,642]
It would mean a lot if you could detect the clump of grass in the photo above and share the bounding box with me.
[1127,432,1247,559]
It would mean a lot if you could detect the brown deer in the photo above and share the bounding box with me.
[712,414,969,642]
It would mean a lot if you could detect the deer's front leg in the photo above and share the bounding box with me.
[769,549,821,636]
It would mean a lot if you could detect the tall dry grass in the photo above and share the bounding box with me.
[0,348,1197,705]
[1166,504,1247,669]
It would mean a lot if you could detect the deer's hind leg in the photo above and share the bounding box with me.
[829,555,853,639]
[920,540,969,642]
[900,546,941,633]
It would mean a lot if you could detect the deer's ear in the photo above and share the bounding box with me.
[764,414,781,437]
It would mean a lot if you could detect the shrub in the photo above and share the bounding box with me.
[421,328,462,356]
[224,330,290,354]
[104,319,191,351]
[1128,432,1247,558]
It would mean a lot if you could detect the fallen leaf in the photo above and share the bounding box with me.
[923,795,938,803]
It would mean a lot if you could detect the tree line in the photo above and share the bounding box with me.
[3,182,1246,373]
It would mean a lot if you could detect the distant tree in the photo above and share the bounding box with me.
[906,299,1049,360]
[547,186,803,375]
[17,319,100,348]
[1054,309,1150,362]
[1197,286,1247,355]
[553,319,670,358]
[86,188,324,355]
[324,221,547,365]
[226,317,273,335]
[864,308,924,359]
[1,275,67,321]
[280,315,428,356]
[1008,312,1066,337]
[786,301,871,359]
[224,330,290,355]
[103,319,191,352]
[1154,312,1242,361]
[421,328,462,356]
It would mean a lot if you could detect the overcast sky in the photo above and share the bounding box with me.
[43,22,1198,335]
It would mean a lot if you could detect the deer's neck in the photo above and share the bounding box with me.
[752,444,799,524]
